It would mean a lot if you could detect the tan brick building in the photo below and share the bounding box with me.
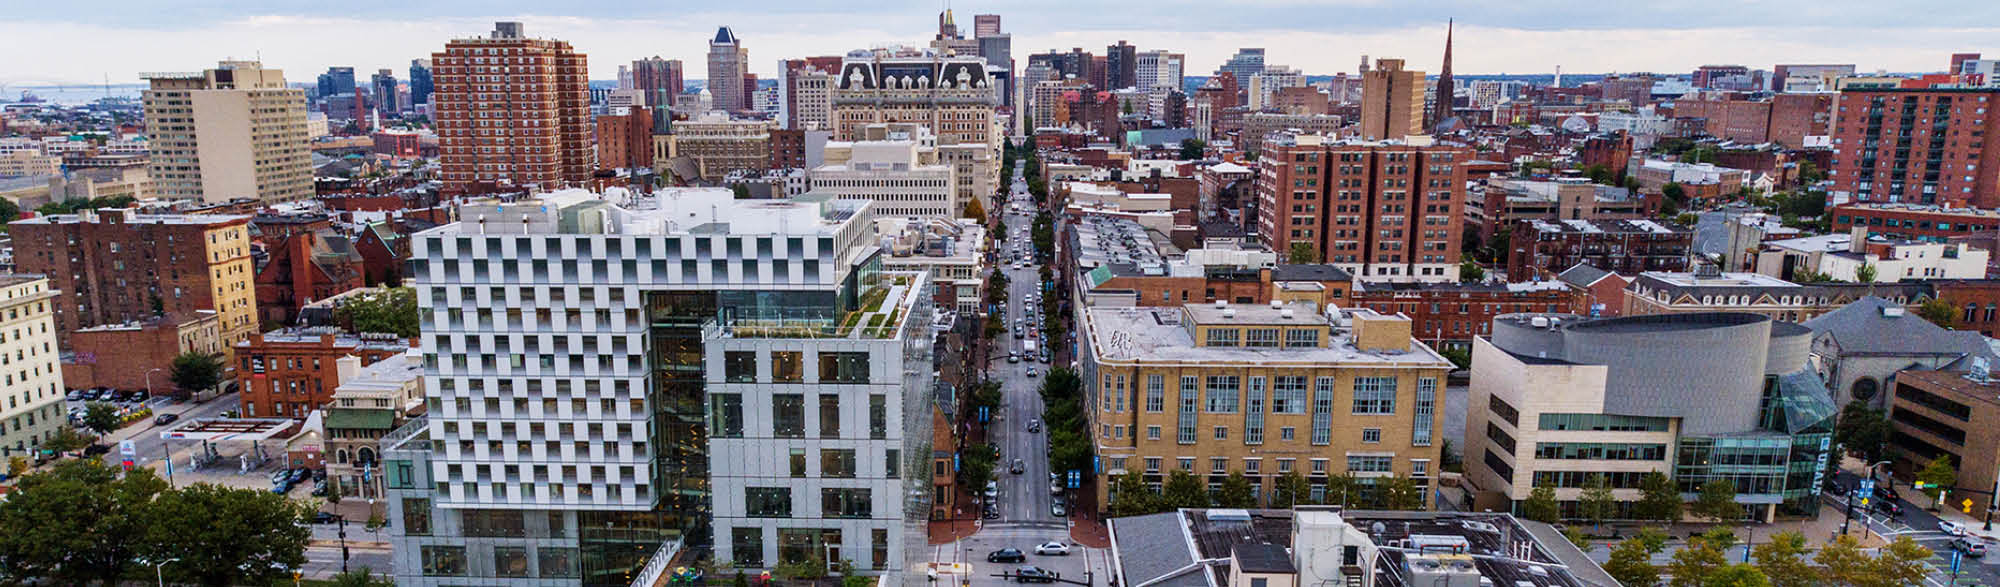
[1080,302,1451,509]
[140,61,312,203]
[12,208,257,351]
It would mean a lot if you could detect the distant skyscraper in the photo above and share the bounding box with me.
[978,35,1013,109]
[1428,19,1455,132]
[973,14,1002,37]
[407,59,433,107]
[931,9,978,56]
[433,21,591,195]
[1360,58,1424,140]
[1106,41,1137,90]
[316,66,355,99]
[1135,50,1184,94]
[1217,48,1265,82]
[632,56,685,108]
[708,26,749,113]
[370,69,398,116]
[142,61,312,204]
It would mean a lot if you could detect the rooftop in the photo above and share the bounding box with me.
[1636,270,1798,288]
[1835,201,2000,218]
[438,188,869,237]
[1085,304,1450,367]
[1521,218,1689,235]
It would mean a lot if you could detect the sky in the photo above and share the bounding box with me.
[4,0,2000,87]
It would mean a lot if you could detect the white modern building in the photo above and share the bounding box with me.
[878,217,987,314]
[814,124,958,218]
[389,188,936,585]
[0,275,63,460]
[1135,50,1185,94]
[1755,228,1990,283]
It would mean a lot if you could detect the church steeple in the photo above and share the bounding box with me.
[1430,19,1456,133]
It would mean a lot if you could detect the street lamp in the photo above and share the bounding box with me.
[142,368,164,400]
[142,557,179,587]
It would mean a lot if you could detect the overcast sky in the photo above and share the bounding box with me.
[5,1,1998,86]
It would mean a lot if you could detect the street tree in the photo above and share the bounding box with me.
[1815,534,1932,587]
[1269,471,1312,508]
[1705,564,1773,587]
[1916,455,1958,506]
[1560,526,1591,552]
[1692,479,1740,522]
[1109,471,1159,517]
[141,482,313,587]
[1636,471,1681,521]
[1522,486,1560,523]
[169,351,226,399]
[1459,260,1485,282]
[1381,477,1424,510]
[1602,538,1659,587]
[1579,474,1616,529]
[1162,469,1209,509]
[80,401,122,435]
[1751,531,1815,587]
[1835,400,1890,464]
[43,425,93,454]
[0,460,168,585]
[1665,531,1729,587]
[1216,472,1256,508]
[1178,138,1207,160]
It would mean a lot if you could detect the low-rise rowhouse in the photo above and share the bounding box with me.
[1506,218,1693,283]
[1349,280,1578,351]
[1080,301,1451,509]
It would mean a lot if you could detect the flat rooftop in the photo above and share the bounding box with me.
[438,188,868,237]
[1638,270,1799,288]
[1085,305,1450,366]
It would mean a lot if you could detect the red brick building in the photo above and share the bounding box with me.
[255,231,365,326]
[1506,218,1694,282]
[433,21,591,195]
[1829,88,2000,207]
[770,128,807,170]
[594,106,655,171]
[235,329,411,419]
[11,209,259,350]
[1255,137,1470,281]
[1577,133,1634,182]
[1349,281,1579,350]
[369,130,421,158]
[61,313,224,394]
[1830,202,2000,242]
[1933,280,2000,336]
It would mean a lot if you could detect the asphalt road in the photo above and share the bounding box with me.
[1826,471,2000,586]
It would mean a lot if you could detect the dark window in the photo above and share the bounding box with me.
[819,352,869,383]
[1488,394,1519,426]
[1486,422,1517,455]
[869,394,888,439]
[821,488,873,518]
[725,351,757,382]
[746,487,792,517]
[401,498,431,536]
[822,449,857,478]
[1895,384,1971,421]
[710,394,743,438]
[1891,407,1968,446]
[733,528,766,568]
[1483,449,1514,481]
[819,395,841,438]
[773,394,805,438]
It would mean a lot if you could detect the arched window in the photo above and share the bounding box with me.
[358,447,376,466]
[1851,377,1880,403]
[335,449,350,465]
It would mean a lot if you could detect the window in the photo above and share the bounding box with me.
[1536,413,1669,432]
[822,488,873,518]
[1311,377,1334,445]
[1347,455,1393,474]
[732,528,766,568]
[1273,376,1309,414]
[1310,459,1329,475]
[539,547,579,578]
[886,449,900,479]
[773,394,805,438]
[401,498,431,535]
[1489,395,1521,426]
[725,351,757,383]
[1178,376,1199,444]
[1412,378,1437,446]
[1145,375,1165,412]
[1205,328,1240,347]
[1211,457,1229,474]
[873,528,891,570]
[1533,442,1668,461]
[1205,375,1240,413]
[1245,328,1280,347]
[870,395,887,439]
[1179,457,1196,471]
[1362,428,1382,443]
[821,449,857,478]
[1278,459,1295,473]
[1351,377,1397,414]
[819,352,869,383]
[747,487,792,517]
[1245,377,1265,445]
[710,394,743,438]
[1147,426,1162,440]
[819,395,842,438]
[1214,426,1229,440]
[463,509,526,537]
[1486,422,1517,455]
[1285,328,1319,348]
[421,546,467,576]
[495,546,530,578]
[790,449,807,477]
[772,351,804,382]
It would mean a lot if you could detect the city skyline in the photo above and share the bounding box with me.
[5,2,1999,86]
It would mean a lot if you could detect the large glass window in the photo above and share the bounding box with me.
[1244,328,1280,348]
[401,498,431,536]
[1486,423,1517,455]
[822,449,857,478]
[1489,395,1520,426]
[495,546,530,578]
[539,547,579,578]
[710,394,743,438]
[725,351,757,383]
[1351,377,1397,414]
[773,394,805,438]
[1311,377,1334,445]
[819,352,870,383]
[778,528,821,565]
[820,395,842,438]
[1412,378,1436,446]
[1534,442,1667,460]
[421,546,467,576]
[822,488,873,518]
[1205,375,1240,413]
[1205,328,1240,347]
[733,528,766,568]
[1346,455,1393,474]
[790,449,807,477]
[1145,375,1165,412]
[1273,376,1309,414]
[1178,376,1198,444]
[1537,413,1669,432]
[463,509,527,538]
[869,394,887,439]
[1284,328,1319,348]
[772,351,804,382]
[872,528,890,570]
[747,487,792,517]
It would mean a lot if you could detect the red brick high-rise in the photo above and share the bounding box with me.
[631,57,684,106]
[1829,88,2000,207]
[432,22,591,195]
[595,106,655,170]
[1255,136,1470,282]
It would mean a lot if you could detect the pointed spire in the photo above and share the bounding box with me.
[1430,18,1456,133]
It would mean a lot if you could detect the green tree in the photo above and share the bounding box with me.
[1439,348,1471,371]
[1815,534,1932,587]
[43,425,93,454]
[1561,526,1592,552]
[1109,471,1159,516]
[1287,241,1320,264]
[1636,471,1681,521]
[1217,472,1256,508]
[1269,471,1312,508]
[1178,138,1207,160]
[80,401,122,435]
[1692,479,1740,522]
[730,183,752,199]
[0,460,168,585]
[169,351,225,400]
[335,287,419,337]
[1579,474,1617,529]
[1381,477,1424,510]
[1582,164,1614,185]
[0,197,18,225]
[1522,486,1560,523]
[1666,532,1729,587]
[1459,260,1485,282]
[962,197,987,221]
[1917,298,1957,328]
[1705,564,1773,587]
[1916,455,1958,506]
[330,566,394,587]
[1751,531,1815,587]
[142,482,312,587]
[1603,538,1660,587]
[1854,262,1878,284]
[1834,400,1890,465]
[5,456,25,478]
[1634,527,1671,554]
[1661,182,1688,206]
[1162,469,1209,509]
[956,444,998,501]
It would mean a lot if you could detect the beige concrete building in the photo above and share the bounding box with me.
[324,351,423,501]
[1360,58,1424,141]
[660,111,773,182]
[0,150,59,179]
[1081,302,1451,508]
[832,54,1000,216]
[141,61,312,204]
[0,275,66,460]
[815,124,958,218]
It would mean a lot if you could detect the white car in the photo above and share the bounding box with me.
[1941,520,1969,536]
[1035,542,1072,556]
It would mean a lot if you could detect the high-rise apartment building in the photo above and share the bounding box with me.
[1105,41,1138,90]
[1360,58,1425,140]
[778,57,841,131]
[596,106,655,171]
[708,27,750,113]
[1135,50,1184,94]
[371,69,399,116]
[388,188,936,585]
[432,22,592,196]
[1079,302,1451,509]
[408,59,433,108]
[831,54,1000,216]
[0,275,65,460]
[1828,88,2000,207]
[12,208,258,349]
[631,57,685,109]
[141,61,312,204]
[1255,135,1468,281]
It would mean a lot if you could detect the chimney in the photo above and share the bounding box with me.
[336,354,362,384]
[1849,224,1868,254]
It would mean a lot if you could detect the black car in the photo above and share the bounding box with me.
[289,468,312,484]
[312,511,339,524]
[1014,566,1058,583]
[1822,480,1847,496]
[1871,498,1903,516]
[987,548,1027,563]
[153,413,180,426]
[1877,485,1902,502]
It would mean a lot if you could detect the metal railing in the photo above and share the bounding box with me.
[628,539,684,587]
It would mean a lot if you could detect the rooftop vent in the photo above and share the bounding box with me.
[1222,308,1237,318]
[1882,306,1906,318]
[1214,300,1227,308]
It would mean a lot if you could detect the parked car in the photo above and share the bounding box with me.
[1877,484,1902,502]
[1035,542,1071,556]
[1954,538,1988,557]
[986,549,1027,563]
[1010,459,1026,474]
[312,511,339,524]
[64,390,83,401]
[1052,503,1067,517]
[985,481,999,499]
[310,482,328,497]
[1051,482,1063,496]
[1941,520,1968,536]
[271,469,292,485]
[289,468,311,485]
[272,480,292,494]
[1014,566,1058,583]
[1822,479,1847,496]
[1871,499,1902,516]
[153,413,180,426]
